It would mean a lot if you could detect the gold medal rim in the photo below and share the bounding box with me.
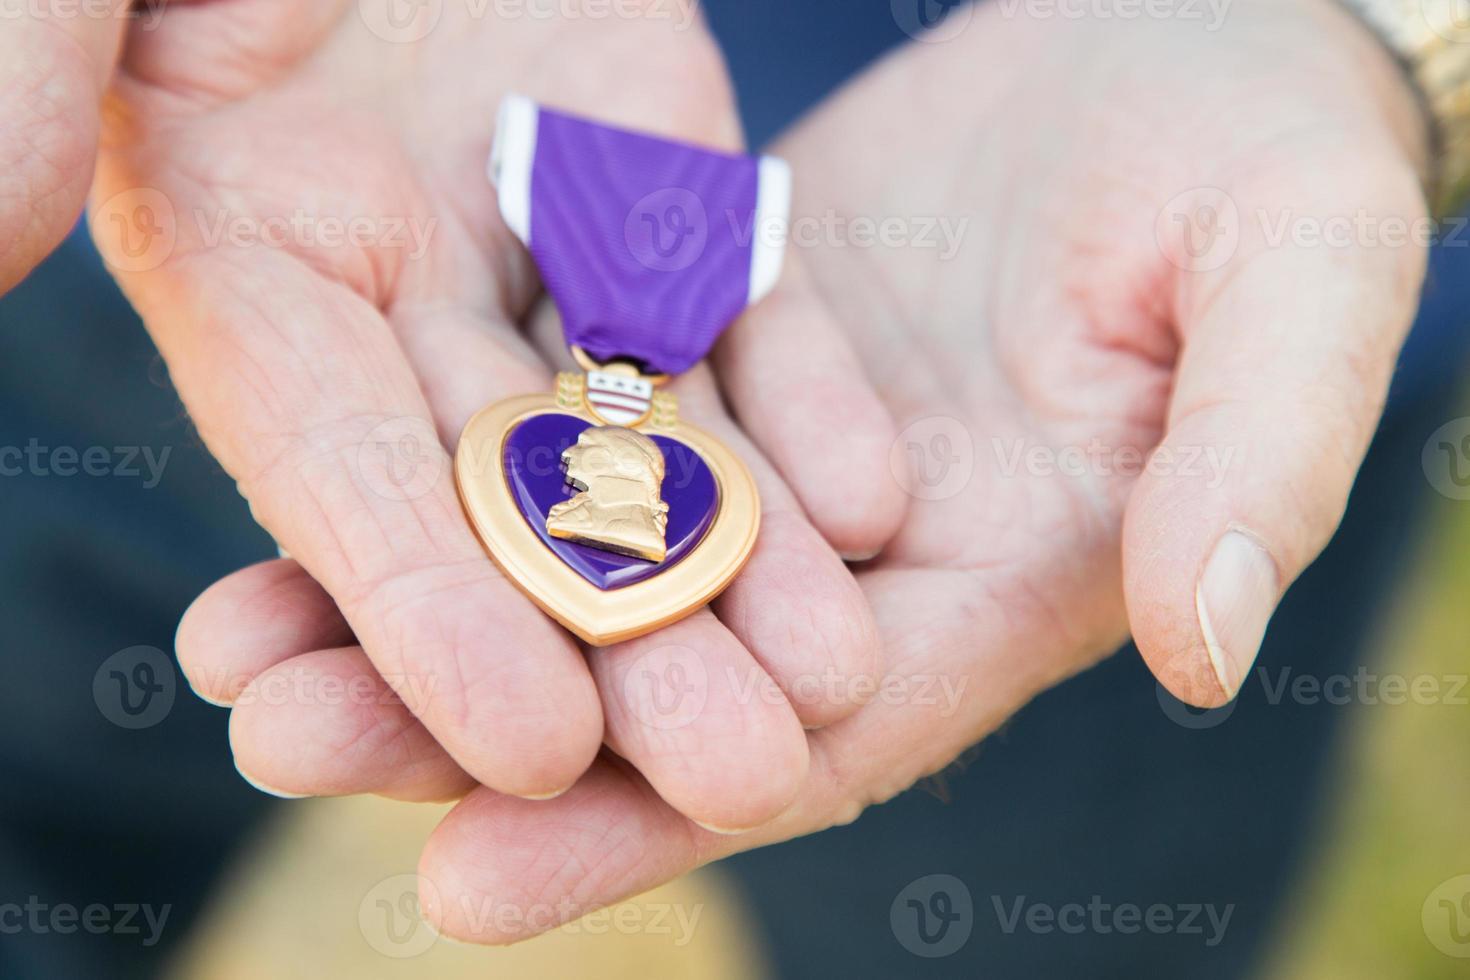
[454,394,759,646]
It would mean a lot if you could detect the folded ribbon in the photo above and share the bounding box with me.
[490,94,790,376]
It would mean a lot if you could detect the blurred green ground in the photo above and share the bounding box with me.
[1262,487,1470,976]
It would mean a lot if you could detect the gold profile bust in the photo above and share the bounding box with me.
[547,426,669,562]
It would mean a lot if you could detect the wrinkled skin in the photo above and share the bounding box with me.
[0,0,1429,944]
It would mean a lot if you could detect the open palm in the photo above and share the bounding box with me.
[89,1,904,832]
[97,0,1431,942]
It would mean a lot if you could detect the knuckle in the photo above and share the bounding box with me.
[744,511,881,719]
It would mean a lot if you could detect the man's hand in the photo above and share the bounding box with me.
[183,0,1434,941]
[76,1,904,828]
[0,2,124,292]
[51,0,1433,943]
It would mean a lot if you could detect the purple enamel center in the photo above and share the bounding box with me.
[504,413,719,590]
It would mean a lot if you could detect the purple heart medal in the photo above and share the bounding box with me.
[454,95,790,645]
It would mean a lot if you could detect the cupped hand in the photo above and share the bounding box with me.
[60,0,908,828]
[92,0,1432,943]
[48,0,1434,940]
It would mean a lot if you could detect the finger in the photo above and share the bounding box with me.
[0,2,126,293]
[189,432,810,821]
[418,760,702,943]
[589,609,809,833]
[89,243,603,800]
[677,368,883,730]
[418,555,1125,943]
[1126,165,1428,706]
[229,646,475,802]
[120,0,347,107]
[523,309,885,729]
[178,563,470,800]
[713,254,906,558]
[177,558,354,705]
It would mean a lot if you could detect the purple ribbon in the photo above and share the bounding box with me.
[491,96,788,376]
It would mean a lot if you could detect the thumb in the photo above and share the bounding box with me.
[0,4,126,293]
[1125,168,1428,707]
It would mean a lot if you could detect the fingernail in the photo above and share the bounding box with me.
[690,818,753,836]
[235,763,313,800]
[1195,529,1279,699]
[189,684,233,708]
[420,916,475,947]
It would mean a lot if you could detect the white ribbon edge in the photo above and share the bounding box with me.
[489,93,538,246]
[749,154,791,305]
